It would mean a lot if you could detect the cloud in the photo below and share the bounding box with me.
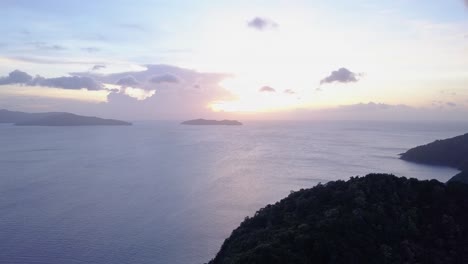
[320,68,360,85]
[123,87,155,100]
[0,70,33,85]
[73,64,231,91]
[337,102,411,111]
[82,47,100,53]
[31,76,103,90]
[10,55,105,65]
[67,64,234,119]
[0,70,103,90]
[292,102,467,121]
[116,76,139,87]
[432,100,459,109]
[259,86,276,92]
[465,0,468,8]
[92,65,106,71]
[150,74,180,84]
[247,17,278,31]
[28,42,67,51]
[440,89,457,96]
[284,89,295,94]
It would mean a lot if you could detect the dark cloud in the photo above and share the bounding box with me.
[284,89,295,94]
[320,68,360,85]
[29,42,67,51]
[432,100,459,109]
[338,102,411,111]
[0,70,33,85]
[73,64,231,91]
[0,65,235,120]
[119,23,146,31]
[150,74,180,84]
[116,76,139,87]
[465,0,468,8]
[92,65,106,71]
[31,76,103,90]
[0,70,102,90]
[440,89,457,96]
[446,102,457,107]
[247,17,278,31]
[259,86,276,93]
[82,47,100,53]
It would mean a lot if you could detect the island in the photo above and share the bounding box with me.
[208,174,468,264]
[400,133,468,183]
[181,119,242,126]
[0,109,131,126]
[0,109,59,123]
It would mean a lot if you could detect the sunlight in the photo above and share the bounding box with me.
[210,77,302,112]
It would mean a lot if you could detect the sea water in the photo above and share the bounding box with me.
[0,121,466,264]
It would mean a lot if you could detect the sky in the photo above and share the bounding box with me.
[0,0,467,121]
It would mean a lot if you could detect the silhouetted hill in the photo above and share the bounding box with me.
[0,109,64,123]
[400,133,468,171]
[0,109,131,126]
[181,119,242,126]
[448,171,468,185]
[400,133,468,183]
[15,113,131,126]
[208,174,468,264]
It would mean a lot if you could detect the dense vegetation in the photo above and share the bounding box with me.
[400,133,468,171]
[208,174,468,264]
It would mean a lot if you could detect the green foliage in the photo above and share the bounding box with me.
[208,174,468,264]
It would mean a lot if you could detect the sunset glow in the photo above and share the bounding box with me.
[0,1,466,120]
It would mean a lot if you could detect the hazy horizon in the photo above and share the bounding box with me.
[1,0,467,121]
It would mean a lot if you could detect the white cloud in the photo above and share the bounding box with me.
[123,87,155,100]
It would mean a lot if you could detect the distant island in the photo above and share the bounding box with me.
[400,133,468,183]
[0,109,131,126]
[181,119,242,126]
[208,174,468,264]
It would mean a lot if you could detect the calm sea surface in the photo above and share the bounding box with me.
[1,121,467,264]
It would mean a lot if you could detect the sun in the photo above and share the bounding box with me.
[209,77,303,113]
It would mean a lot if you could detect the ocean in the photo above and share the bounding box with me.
[0,121,466,264]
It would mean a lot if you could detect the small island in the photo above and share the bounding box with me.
[181,119,242,126]
[1,109,131,126]
[400,133,468,183]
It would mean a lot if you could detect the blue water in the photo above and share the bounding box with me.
[0,121,466,264]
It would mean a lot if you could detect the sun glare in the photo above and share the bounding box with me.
[210,77,302,112]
